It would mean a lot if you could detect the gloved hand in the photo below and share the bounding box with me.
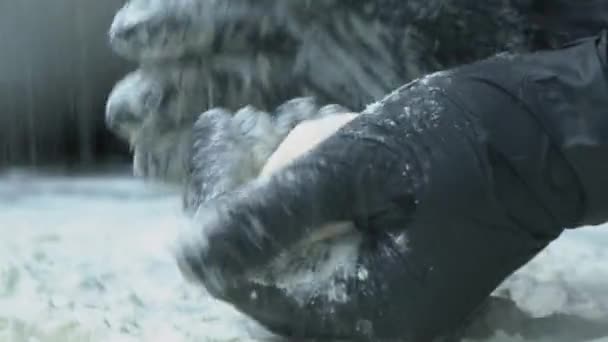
[177,107,417,291]
[173,31,608,338]
[176,71,504,341]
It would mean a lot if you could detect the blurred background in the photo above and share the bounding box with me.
[0,0,130,170]
[1,1,608,341]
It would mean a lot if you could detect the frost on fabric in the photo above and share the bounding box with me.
[248,225,363,306]
[182,107,367,305]
[182,98,346,211]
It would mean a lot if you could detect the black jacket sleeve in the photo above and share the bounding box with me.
[531,0,608,46]
[441,31,608,227]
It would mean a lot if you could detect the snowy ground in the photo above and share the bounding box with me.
[1,168,608,342]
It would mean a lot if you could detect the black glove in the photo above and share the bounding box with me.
[176,33,608,340]
[175,76,543,340]
[178,107,418,284]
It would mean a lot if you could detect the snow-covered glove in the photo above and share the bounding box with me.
[174,33,608,340]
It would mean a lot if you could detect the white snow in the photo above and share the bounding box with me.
[1,168,608,342]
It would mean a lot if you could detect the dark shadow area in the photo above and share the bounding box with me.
[0,0,131,169]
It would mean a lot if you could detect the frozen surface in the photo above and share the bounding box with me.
[0,169,275,342]
[1,169,608,342]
